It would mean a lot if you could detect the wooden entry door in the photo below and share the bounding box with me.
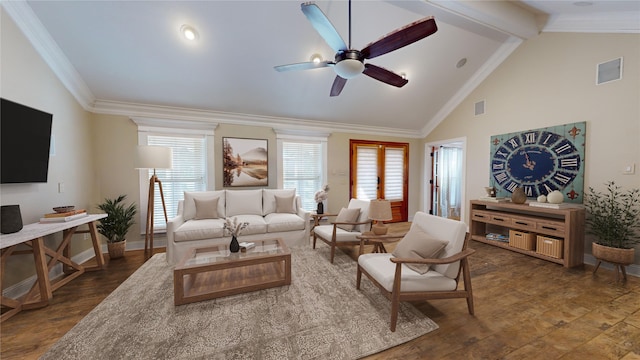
[350,140,409,222]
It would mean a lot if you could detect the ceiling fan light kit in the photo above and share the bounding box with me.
[334,51,365,79]
[275,1,437,97]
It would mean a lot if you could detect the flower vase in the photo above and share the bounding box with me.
[317,202,324,215]
[230,236,240,253]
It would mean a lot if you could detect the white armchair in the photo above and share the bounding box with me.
[312,199,371,263]
[356,211,474,331]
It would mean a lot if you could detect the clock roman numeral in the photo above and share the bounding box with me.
[524,132,536,144]
[508,138,519,149]
[524,186,533,196]
[542,134,553,145]
[494,172,508,184]
[543,183,554,194]
[506,182,518,192]
[560,158,578,167]
[492,163,505,170]
[554,173,571,184]
[555,143,572,154]
[495,150,508,158]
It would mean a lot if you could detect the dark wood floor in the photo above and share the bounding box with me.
[2,225,640,359]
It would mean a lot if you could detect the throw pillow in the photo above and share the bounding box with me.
[183,191,225,221]
[334,207,361,232]
[274,194,296,214]
[194,197,219,220]
[392,229,449,274]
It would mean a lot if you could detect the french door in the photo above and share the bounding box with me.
[350,140,408,222]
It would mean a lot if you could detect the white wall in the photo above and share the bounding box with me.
[425,32,640,262]
[1,11,96,285]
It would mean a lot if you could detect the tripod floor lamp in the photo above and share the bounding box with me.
[135,145,173,255]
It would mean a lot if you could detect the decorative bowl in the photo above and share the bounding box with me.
[53,206,75,213]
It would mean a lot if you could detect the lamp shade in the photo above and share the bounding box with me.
[134,146,173,170]
[368,199,392,221]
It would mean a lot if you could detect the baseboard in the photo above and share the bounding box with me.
[2,235,168,299]
[584,254,640,278]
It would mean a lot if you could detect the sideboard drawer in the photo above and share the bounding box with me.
[490,214,511,225]
[536,220,565,236]
[511,216,536,231]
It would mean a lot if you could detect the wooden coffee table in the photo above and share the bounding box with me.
[173,238,291,306]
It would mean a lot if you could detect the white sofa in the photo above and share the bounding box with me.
[166,189,310,264]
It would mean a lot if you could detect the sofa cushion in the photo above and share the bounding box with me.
[335,207,361,232]
[275,194,296,214]
[226,214,267,236]
[392,229,449,274]
[262,189,296,215]
[174,218,226,242]
[265,213,306,233]
[194,197,219,220]
[183,191,225,221]
[226,190,263,216]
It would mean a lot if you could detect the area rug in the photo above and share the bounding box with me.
[40,245,438,360]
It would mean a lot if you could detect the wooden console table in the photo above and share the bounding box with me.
[0,214,107,322]
[470,200,585,268]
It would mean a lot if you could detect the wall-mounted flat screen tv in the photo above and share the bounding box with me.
[1,98,53,184]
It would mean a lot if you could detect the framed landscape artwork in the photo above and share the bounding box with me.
[489,121,586,203]
[222,137,268,187]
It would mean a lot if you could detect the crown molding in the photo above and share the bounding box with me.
[2,0,96,109]
[542,11,640,33]
[420,36,523,138]
[92,99,423,139]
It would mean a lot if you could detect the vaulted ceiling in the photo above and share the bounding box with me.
[4,1,639,137]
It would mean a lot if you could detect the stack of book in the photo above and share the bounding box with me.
[239,242,256,252]
[485,233,509,242]
[478,197,509,203]
[40,209,88,223]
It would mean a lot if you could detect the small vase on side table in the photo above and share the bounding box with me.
[317,202,324,215]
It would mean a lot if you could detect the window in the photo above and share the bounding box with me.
[133,117,216,233]
[276,131,328,211]
[147,135,206,230]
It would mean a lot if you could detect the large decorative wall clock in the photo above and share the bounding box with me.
[490,122,586,203]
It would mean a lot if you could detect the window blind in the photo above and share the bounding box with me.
[356,146,378,200]
[147,135,206,230]
[282,141,322,211]
[384,148,404,201]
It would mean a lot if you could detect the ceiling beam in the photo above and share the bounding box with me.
[425,0,540,39]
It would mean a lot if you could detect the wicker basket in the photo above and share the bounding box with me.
[592,242,635,265]
[509,230,536,250]
[107,240,126,259]
[536,236,563,259]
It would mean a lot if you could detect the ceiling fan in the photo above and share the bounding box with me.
[274,1,437,97]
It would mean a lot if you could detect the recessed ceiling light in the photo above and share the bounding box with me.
[180,25,198,41]
[400,72,407,80]
[573,1,593,6]
[310,53,323,63]
[456,58,467,69]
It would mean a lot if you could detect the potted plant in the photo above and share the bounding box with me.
[97,195,137,259]
[584,181,640,267]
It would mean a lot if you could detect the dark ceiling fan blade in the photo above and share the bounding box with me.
[363,63,408,87]
[274,61,334,72]
[330,76,348,97]
[361,17,437,60]
[301,3,348,52]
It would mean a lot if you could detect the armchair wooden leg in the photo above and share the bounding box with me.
[390,263,403,332]
[330,244,336,263]
[356,266,362,289]
[312,233,317,249]
[462,259,475,315]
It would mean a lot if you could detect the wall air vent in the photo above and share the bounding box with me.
[597,57,622,85]
[474,100,485,116]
